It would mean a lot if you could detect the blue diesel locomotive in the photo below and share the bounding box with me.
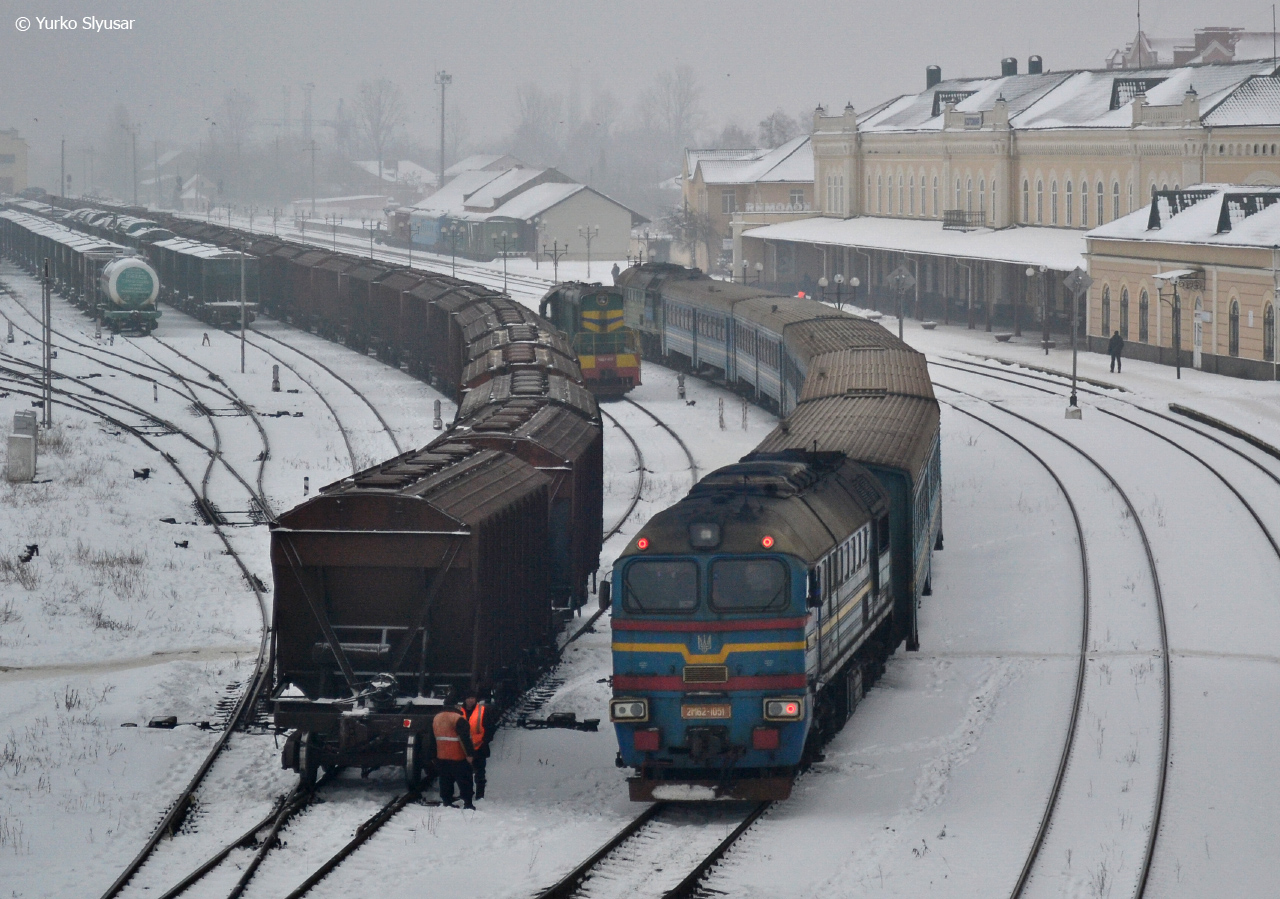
[609,264,941,801]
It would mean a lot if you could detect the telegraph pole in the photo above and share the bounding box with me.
[42,259,52,426]
[60,138,65,198]
[154,139,160,208]
[131,126,139,205]
[310,139,317,218]
[435,71,452,188]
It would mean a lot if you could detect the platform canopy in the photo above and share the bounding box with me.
[743,215,1088,272]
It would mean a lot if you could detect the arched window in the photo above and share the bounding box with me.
[1023,179,1030,222]
[1266,303,1276,361]
[1230,300,1241,356]
[966,177,973,212]
[898,174,904,214]
[932,175,939,216]
[979,178,986,216]
[1120,287,1129,339]
[1129,180,1134,213]
[1036,179,1044,223]
[1097,181,1105,224]
[877,175,883,213]
[1066,180,1073,226]
[866,175,872,208]
[909,175,916,215]
[1051,180,1059,224]
[1102,285,1111,334]
[1139,289,1149,342]
[955,178,961,209]
[1113,181,1121,220]
[1081,181,1089,227]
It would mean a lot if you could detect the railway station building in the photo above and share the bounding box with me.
[726,54,1280,375]
[0,129,29,196]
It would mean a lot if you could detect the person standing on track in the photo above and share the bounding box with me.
[1108,330,1125,373]
[432,694,476,809]
[464,689,496,800]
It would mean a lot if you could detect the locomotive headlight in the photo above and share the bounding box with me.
[689,523,721,548]
[763,697,804,721]
[610,698,650,722]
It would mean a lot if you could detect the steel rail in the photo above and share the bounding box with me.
[934,378,1170,898]
[533,802,669,899]
[621,396,699,485]
[250,327,403,455]
[933,394,1091,899]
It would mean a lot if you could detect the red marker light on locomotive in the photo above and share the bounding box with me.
[637,537,650,550]
[761,535,774,548]
[783,701,799,716]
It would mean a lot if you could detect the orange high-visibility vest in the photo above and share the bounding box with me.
[468,702,487,751]
[433,709,467,761]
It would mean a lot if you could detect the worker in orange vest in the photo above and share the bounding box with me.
[432,694,476,809]
[464,689,496,800]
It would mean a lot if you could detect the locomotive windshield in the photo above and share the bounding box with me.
[710,559,790,612]
[623,560,699,613]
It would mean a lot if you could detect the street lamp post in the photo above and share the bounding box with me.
[239,242,248,374]
[834,273,844,309]
[527,217,541,269]
[578,225,598,279]
[1063,266,1092,417]
[499,230,514,294]
[443,223,461,278]
[545,241,567,284]
[1039,265,1050,354]
[849,276,860,308]
[817,277,829,305]
[887,264,916,341]
[754,261,764,285]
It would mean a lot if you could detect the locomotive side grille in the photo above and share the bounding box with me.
[683,665,729,684]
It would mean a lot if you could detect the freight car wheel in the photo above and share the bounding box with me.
[298,731,319,789]
[403,734,423,791]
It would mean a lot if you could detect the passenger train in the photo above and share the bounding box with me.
[609,263,941,801]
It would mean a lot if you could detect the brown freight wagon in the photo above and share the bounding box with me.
[310,253,362,343]
[452,394,602,612]
[285,249,339,332]
[461,341,582,390]
[271,443,552,786]
[361,266,424,367]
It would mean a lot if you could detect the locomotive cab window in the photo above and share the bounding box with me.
[710,558,790,612]
[623,560,699,613]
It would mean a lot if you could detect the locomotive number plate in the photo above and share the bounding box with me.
[681,704,732,720]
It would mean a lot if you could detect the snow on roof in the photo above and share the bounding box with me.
[743,216,1087,271]
[850,59,1276,134]
[462,167,552,210]
[694,136,813,185]
[354,159,438,184]
[1203,75,1280,125]
[1087,184,1280,248]
[412,169,507,214]
[685,148,765,176]
[444,154,524,177]
[488,182,584,219]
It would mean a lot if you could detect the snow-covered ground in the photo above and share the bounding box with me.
[5,250,1280,897]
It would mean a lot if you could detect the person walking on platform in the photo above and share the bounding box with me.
[432,694,475,809]
[464,689,496,799]
[1108,330,1125,373]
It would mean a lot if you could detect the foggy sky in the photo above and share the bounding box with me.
[3,0,1274,186]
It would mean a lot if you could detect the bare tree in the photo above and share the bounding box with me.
[356,78,405,180]
[660,203,719,272]
[758,108,800,148]
[715,123,756,148]
[447,107,471,170]
[512,83,565,165]
[639,66,704,161]
[221,89,257,153]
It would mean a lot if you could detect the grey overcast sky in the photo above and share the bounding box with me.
[3,0,1275,183]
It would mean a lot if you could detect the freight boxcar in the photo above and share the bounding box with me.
[272,443,553,786]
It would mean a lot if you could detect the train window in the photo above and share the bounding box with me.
[710,559,790,612]
[623,560,699,613]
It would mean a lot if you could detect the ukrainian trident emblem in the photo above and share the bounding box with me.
[696,634,714,654]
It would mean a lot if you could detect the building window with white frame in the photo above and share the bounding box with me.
[966,178,973,213]
[933,176,939,217]
[1097,181,1104,224]
[722,189,736,215]
[1065,180,1073,226]
[898,174,904,215]
[979,178,986,217]
[955,178,961,209]
[790,188,804,208]
[909,175,915,215]
[1112,181,1120,221]
[1036,180,1043,224]
[1081,181,1089,227]
[1051,180,1058,225]
[1023,180,1030,222]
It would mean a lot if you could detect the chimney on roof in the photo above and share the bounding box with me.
[1028,55,1044,74]
[1001,57,1018,77]
[926,65,942,89]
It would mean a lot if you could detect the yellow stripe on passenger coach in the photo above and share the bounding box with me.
[612,641,806,664]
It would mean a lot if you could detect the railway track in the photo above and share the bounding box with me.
[620,396,699,485]
[600,408,645,543]
[535,801,770,899]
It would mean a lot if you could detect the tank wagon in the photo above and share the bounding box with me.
[610,264,940,801]
[539,282,642,396]
[0,209,162,333]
